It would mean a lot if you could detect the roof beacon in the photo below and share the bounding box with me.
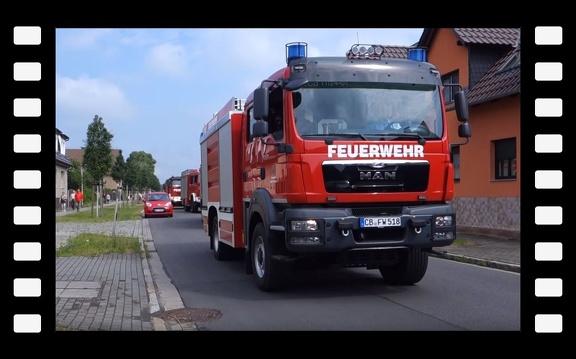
[286,42,307,64]
[408,47,427,62]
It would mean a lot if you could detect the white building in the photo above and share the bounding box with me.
[55,128,72,209]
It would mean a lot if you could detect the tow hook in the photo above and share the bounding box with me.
[409,217,427,234]
[337,219,354,237]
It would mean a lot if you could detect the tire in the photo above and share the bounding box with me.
[251,223,283,291]
[379,248,428,285]
[211,216,233,260]
[184,205,191,212]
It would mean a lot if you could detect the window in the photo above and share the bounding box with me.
[494,137,517,180]
[451,145,460,182]
[442,71,459,103]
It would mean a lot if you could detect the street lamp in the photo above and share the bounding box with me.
[81,166,84,194]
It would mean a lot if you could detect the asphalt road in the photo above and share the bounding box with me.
[149,208,520,331]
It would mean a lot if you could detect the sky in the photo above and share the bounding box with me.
[56,28,424,182]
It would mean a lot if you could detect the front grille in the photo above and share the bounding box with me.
[323,161,429,193]
[340,248,399,267]
[352,227,405,242]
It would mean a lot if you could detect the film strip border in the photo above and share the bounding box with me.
[12,26,44,333]
[9,26,565,334]
[533,26,564,334]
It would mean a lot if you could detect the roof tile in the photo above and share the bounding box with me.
[453,28,520,46]
[467,45,521,105]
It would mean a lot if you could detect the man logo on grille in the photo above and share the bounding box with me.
[359,171,396,180]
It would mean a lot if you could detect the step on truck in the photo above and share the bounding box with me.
[199,42,471,291]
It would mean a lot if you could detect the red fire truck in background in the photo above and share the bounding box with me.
[163,176,182,207]
[200,42,470,292]
[181,168,201,213]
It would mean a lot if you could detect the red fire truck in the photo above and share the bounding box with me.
[181,168,201,213]
[199,42,470,291]
[163,176,182,207]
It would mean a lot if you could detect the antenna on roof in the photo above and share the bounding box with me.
[356,32,360,43]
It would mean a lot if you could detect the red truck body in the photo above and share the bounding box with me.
[163,176,182,207]
[199,43,470,291]
[181,168,201,212]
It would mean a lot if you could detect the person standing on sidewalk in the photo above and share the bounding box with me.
[74,188,84,212]
[60,191,68,212]
[70,189,76,211]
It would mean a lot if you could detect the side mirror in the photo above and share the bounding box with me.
[253,87,269,121]
[454,91,469,123]
[252,120,269,138]
[458,122,471,138]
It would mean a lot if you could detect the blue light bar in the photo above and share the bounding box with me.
[286,42,307,65]
[408,48,427,62]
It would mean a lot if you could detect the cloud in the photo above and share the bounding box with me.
[145,42,191,78]
[56,74,135,123]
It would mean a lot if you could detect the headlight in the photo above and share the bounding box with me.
[165,202,172,207]
[145,202,152,207]
[434,215,453,227]
[291,220,319,231]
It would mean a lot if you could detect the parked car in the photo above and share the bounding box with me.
[143,191,173,218]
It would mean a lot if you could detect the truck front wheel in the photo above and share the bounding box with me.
[251,223,282,292]
[379,248,428,285]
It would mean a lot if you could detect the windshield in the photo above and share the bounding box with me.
[292,82,443,139]
[148,193,169,201]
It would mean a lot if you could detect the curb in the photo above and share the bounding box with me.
[430,251,520,273]
[139,217,198,331]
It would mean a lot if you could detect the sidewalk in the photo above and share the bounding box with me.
[431,233,520,273]
[55,206,519,331]
[56,202,197,331]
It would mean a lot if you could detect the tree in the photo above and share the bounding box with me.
[67,158,93,194]
[111,149,127,187]
[67,158,82,191]
[83,115,114,215]
[124,151,159,192]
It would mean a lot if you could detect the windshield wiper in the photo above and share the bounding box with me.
[302,133,369,140]
[391,133,427,145]
[362,132,427,145]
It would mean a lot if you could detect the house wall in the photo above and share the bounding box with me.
[427,28,521,240]
[56,165,68,210]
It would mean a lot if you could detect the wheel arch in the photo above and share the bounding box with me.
[245,188,277,274]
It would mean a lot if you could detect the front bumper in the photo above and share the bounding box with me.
[278,204,456,253]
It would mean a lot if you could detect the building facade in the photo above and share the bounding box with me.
[418,28,521,240]
[55,128,72,209]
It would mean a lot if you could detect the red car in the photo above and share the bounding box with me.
[143,191,174,218]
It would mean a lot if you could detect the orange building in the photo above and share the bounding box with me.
[418,28,520,240]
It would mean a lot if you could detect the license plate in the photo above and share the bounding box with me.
[153,208,165,212]
[360,217,401,228]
